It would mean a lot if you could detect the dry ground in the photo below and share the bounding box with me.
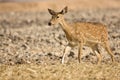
[0,0,120,80]
[0,63,120,80]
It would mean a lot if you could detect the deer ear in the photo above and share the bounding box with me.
[60,6,68,14]
[48,9,56,15]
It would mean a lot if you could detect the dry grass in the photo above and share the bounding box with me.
[0,63,120,80]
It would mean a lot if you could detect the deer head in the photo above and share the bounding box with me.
[48,6,68,26]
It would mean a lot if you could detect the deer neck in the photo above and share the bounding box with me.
[59,19,71,36]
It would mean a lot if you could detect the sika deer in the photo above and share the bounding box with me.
[48,6,115,64]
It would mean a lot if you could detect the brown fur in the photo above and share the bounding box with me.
[48,6,115,64]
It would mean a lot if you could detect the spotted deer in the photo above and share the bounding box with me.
[48,6,115,64]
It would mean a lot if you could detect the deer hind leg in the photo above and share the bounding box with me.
[62,44,71,64]
[92,44,102,64]
[103,42,115,63]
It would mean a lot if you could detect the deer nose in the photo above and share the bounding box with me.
[48,22,51,26]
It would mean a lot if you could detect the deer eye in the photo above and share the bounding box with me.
[57,16,59,18]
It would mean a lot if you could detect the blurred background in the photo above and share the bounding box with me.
[0,0,120,65]
[0,0,44,2]
[0,0,120,12]
[0,0,120,64]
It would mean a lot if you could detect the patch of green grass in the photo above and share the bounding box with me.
[0,63,120,80]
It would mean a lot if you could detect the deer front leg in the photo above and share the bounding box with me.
[78,42,83,63]
[62,44,71,64]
